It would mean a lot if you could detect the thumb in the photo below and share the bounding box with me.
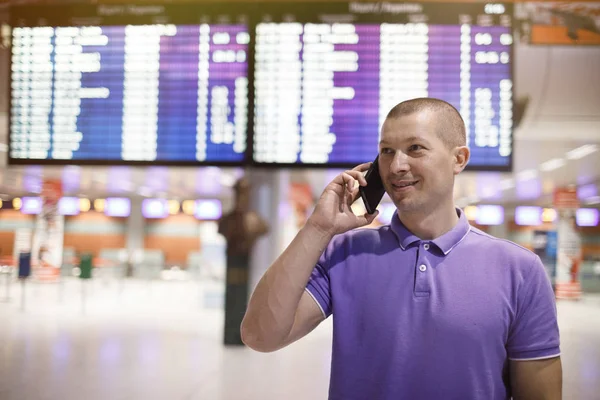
[356,210,379,227]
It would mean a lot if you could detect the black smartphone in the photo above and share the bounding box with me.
[359,155,386,214]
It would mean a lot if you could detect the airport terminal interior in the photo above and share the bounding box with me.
[1,1,600,399]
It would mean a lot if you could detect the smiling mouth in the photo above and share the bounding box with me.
[392,180,419,189]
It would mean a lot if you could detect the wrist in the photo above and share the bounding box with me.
[304,218,335,244]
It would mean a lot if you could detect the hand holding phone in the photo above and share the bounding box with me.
[359,155,386,214]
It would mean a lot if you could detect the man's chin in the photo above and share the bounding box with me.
[392,198,418,213]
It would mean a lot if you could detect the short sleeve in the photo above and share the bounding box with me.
[305,251,333,319]
[507,254,561,360]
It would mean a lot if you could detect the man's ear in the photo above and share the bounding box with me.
[453,146,470,175]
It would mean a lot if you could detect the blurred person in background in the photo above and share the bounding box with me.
[219,177,269,345]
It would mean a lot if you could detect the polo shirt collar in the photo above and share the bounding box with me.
[390,208,471,255]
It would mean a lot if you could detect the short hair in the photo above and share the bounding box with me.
[385,98,467,149]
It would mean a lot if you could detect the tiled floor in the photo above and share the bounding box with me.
[0,277,598,399]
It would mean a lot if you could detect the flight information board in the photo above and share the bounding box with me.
[7,2,514,170]
[252,2,514,170]
[9,5,249,165]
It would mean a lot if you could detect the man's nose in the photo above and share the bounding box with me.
[389,151,410,174]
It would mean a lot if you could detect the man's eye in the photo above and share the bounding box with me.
[380,148,394,154]
[409,145,424,152]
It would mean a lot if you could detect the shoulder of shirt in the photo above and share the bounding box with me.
[331,224,392,244]
[324,225,393,256]
[321,225,394,268]
[467,225,538,262]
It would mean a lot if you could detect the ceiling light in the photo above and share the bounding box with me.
[542,208,557,223]
[182,200,195,215]
[480,187,498,199]
[577,209,599,227]
[578,184,598,200]
[475,205,504,226]
[565,144,598,160]
[142,199,168,219]
[584,196,600,205]
[119,181,134,192]
[195,200,223,220]
[220,174,237,187]
[94,199,106,212]
[515,206,542,226]
[464,206,478,221]
[58,197,80,216]
[167,200,180,215]
[500,179,514,190]
[138,187,152,197]
[516,169,538,182]
[79,198,91,212]
[539,158,566,172]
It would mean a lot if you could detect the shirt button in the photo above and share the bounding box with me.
[419,265,427,272]
[424,243,430,250]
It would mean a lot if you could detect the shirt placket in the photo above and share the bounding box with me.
[414,241,432,297]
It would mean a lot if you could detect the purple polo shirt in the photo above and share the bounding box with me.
[306,208,560,400]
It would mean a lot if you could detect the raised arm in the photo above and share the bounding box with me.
[240,163,378,352]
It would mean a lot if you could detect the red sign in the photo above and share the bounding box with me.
[41,179,63,206]
[553,187,579,210]
[289,182,314,229]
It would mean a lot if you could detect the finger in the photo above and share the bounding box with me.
[352,162,373,172]
[352,185,362,203]
[341,172,357,191]
[343,173,361,206]
[345,169,368,187]
[346,181,357,211]
[346,184,361,207]
[339,173,354,213]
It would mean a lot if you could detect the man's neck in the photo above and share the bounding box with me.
[398,202,459,240]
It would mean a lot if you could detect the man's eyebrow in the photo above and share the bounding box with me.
[379,136,431,145]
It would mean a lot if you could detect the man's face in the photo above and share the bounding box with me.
[378,110,463,214]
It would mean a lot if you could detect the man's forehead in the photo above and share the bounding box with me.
[381,113,438,140]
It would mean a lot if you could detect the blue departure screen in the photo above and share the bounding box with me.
[8,2,514,170]
[252,2,514,170]
[10,23,249,163]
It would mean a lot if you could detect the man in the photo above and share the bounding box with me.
[219,177,269,345]
[241,98,562,399]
